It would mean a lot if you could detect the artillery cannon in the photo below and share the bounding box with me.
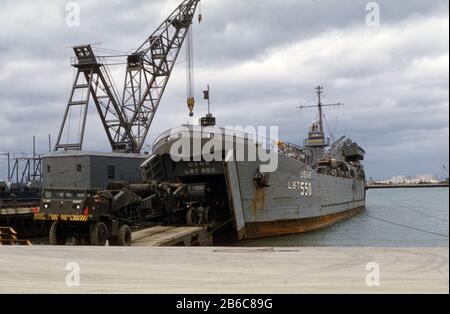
[35,180,213,246]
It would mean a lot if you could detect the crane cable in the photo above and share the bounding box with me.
[186,25,195,117]
[185,0,202,118]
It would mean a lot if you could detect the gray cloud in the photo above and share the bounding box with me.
[0,0,448,180]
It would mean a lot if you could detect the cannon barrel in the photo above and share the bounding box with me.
[105,181,183,198]
[128,182,184,197]
[128,183,157,197]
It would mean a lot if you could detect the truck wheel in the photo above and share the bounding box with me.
[49,221,67,245]
[186,208,193,225]
[186,208,199,225]
[91,222,108,246]
[117,225,132,246]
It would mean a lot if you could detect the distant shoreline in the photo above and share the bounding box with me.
[366,183,449,189]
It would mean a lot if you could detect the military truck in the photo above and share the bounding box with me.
[35,181,213,246]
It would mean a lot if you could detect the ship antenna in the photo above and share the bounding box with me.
[316,86,324,133]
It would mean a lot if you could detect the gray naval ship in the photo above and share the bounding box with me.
[143,86,366,240]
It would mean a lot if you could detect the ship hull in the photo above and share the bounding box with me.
[244,205,364,239]
[151,126,366,241]
[232,153,366,239]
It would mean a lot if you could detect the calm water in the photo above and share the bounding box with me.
[233,188,449,247]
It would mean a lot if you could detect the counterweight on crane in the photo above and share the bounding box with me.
[54,0,201,154]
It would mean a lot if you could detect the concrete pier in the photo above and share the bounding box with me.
[0,247,448,293]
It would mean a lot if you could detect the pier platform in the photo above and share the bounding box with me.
[0,247,447,293]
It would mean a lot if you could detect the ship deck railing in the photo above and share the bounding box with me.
[152,125,308,162]
[153,125,279,153]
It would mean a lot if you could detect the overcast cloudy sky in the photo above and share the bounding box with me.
[0,0,448,180]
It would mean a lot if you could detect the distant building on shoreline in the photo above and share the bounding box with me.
[374,174,442,185]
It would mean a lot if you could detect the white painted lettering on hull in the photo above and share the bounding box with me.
[288,181,313,196]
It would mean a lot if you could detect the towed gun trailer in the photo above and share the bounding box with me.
[34,181,213,246]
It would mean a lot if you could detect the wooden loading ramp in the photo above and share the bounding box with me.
[0,227,32,246]
[132,226,212,247]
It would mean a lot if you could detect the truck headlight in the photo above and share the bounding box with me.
[43,203,49,209]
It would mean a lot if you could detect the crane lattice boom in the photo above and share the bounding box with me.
[55,0,200,153]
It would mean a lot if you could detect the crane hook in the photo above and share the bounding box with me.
[187,97,195,117]
[198,0,203,23]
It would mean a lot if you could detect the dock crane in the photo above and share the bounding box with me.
[55,0,201,154]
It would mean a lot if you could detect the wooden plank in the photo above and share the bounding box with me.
[132,226,206,247]
[0,234,17,240]
[156,227,205,247]
[0,226,31,246]
[0,227,17,235]
[132,226,176,243]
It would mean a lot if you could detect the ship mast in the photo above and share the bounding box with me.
[316,86,324,134]
[298,86,344,148]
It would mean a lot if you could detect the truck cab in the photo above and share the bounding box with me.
[35,188,132,247]
[40,188,98,218]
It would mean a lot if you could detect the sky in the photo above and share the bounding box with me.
[0,0,448,180]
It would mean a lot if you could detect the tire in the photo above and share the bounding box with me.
[117,225,132,246]
[49,221,67,245]
[186,208,199,225]
[186,208,194,225]
[90,222,108,246]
